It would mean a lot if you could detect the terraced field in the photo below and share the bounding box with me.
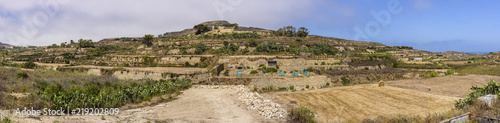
[265,84,459,122]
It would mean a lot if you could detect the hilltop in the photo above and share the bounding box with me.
[0,42,12,47]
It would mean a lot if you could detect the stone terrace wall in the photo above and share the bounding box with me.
[112,70,211,84]
[249,76,331,90]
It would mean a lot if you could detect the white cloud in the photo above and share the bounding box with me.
[0,0,317,46]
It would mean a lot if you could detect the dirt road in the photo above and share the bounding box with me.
[8,88,275,123]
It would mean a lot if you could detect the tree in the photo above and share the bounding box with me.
[50,44,58,48]
[223,41,229,47]
[142,34,154,47]
[78,39,94,48]
[60,43,66,48]
[70,40,75,44]
[194,24,210,35]
[230,23,239,29]
[195,43,207,54]
[297,27,309,37]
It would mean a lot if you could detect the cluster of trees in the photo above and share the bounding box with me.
[198,33,261,39]
[78,39,95,48]
[194,24,211,35]
[273,26,309,37]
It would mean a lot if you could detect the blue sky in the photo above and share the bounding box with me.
[0,0,498,53]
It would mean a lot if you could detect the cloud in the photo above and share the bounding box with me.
[0,0,317,46]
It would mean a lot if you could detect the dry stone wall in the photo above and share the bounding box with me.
[249,76,331,90]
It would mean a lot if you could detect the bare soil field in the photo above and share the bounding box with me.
[264,84,459,122]
[7,88,277,123]
[386,75,500,98]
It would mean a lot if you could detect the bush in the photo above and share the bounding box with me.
[245,39,259,47]
[321,62,326,65]
[194,43,207,54]
[445,70,454,75]
[250,70,258,74]
[22,61,37,69]
[306,85,310,89]
[255,42,285,54]
[40,79,191,110]
[427,72,439,78]
[2,117,11,123]
[341,77,351,86]
[289,104,316,123]
[455,80,500,109]
[290,86,295,91]
[16,71,28,79]
[97,62,108,66]
[223,70,229,76]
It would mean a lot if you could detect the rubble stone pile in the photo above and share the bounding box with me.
[235,86,287,119]
[191,85,288,119]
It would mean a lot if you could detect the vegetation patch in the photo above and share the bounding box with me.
[289,104,316,123]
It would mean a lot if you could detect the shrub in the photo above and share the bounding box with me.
[16,71,28,79]
[290,86,295,91]
[22,60,37,69]
[245,39,259,47]
[289,104,316,123]
[341,77,351,86]
[223,70,229,76]
[97,62,108,66]
[40,79,192,110]
[250,70,258,74]
[445,70,454,75]
[326,82,330,86]
[258,64,265,68]
[427,72,439,78]
[3,117,11,123]
[194,43,207,54]
[255,42,285,54]
[306,85,310,89]
[455,80,500,109]
[321,62,326,65]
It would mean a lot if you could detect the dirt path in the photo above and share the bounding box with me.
[386,75,500,98]
[8,88,274,123]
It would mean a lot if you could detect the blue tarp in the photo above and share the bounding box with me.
[293,71,298,76]
[305,71,310,76]
[279,71,285,76]
[237,72,242,77]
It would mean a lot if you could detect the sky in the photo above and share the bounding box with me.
[0,0,498,53]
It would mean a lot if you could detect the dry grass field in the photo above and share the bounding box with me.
[265,84,459,122]
[386,75,500,98]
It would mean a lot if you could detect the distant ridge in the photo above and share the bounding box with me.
[0,42,12,47]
